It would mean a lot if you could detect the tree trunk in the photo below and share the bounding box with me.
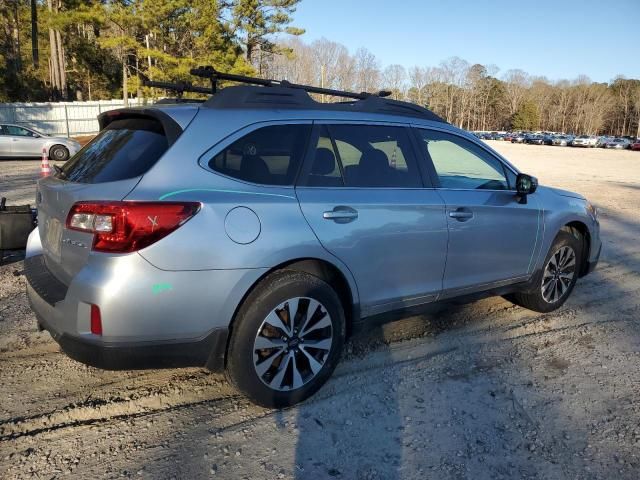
[122,59,128,107]
[31,0,38,67]
[56,29,66,98]
[12,1,22,73]
[47,0,67,100]
[48,25,61,97]
[246,37,254,65]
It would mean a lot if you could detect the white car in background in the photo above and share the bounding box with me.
[571,135,598,147]
[0,124,81,161]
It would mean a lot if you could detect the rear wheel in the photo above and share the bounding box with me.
[225,270,345,408]
[49,145,69,161]
[507,230,582,313]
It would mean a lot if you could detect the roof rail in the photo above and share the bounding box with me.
[141,66,392,100]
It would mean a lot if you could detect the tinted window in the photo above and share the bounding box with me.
[326,125,421,188]
[209,124,311,186]
[60,118,168,183]
[304,126,344,187]
[417,129,510,190]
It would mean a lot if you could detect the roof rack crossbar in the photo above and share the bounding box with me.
[139,68,446,123]
[189,66,391,100]
[141,78,213,96]
[141,67,391,101]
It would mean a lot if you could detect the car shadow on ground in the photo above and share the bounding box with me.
[284,203,640,479]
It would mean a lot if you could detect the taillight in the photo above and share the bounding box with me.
[66,201,200,253]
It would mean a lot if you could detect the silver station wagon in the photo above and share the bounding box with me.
[26,69,601,407]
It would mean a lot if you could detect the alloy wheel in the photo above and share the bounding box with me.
[252,297,333,391]
[541,246,576,303]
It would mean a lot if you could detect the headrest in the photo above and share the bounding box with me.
[312,147,336,175]
[240,154,271,183]
[359,149,389,170]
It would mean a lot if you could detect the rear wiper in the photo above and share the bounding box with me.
[52,164,66,179]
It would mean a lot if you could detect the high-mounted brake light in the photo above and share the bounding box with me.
[66,201,200,253]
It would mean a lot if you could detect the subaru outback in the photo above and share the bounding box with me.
[25,71,601,408]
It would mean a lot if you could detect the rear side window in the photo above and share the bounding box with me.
[208,124,311,185]
[60,118,168,183]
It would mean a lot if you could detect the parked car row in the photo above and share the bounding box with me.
[473,131,640,150]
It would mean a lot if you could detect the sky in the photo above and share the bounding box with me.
[291,0,639,83]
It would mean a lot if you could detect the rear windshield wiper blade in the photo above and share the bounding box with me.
[52,164,66,179]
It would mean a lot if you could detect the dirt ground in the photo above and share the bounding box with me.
[1,143,639,480]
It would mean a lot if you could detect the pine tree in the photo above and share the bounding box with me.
[511,101,540,131]
[232,0,304,71]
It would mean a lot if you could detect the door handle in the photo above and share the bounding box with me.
[323,206,358,223]
[448,208,474,221]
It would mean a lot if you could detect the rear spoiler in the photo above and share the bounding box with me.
[97,108,184,146]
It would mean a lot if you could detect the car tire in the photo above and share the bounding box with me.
[49,145,69,161]
[507,230,582,313]
[225,270,346,408]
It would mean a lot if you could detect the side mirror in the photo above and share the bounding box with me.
[516,173,538,204]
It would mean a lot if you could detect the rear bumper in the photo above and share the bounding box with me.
[35,304,228,371]
[24,246,266,371]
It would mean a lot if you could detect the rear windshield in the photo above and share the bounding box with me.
[60,118,168,183]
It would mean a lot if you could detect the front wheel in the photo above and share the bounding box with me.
[225,270,345,408]
[507,230,582,313]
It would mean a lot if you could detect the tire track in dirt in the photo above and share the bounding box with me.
[3,299,636,443]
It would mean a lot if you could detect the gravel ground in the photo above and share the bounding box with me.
[1,144,639,479]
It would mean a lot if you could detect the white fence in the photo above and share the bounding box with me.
[0,99,154,138]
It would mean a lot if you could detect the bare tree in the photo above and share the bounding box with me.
[503,69,529,117]
[257,37,631,135]
[408,66,428,105]
[354,47,380,94]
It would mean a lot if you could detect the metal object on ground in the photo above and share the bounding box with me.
[0,197,36,262]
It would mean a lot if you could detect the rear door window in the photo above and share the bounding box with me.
[303,124,422,188]
[208,124,311,186]
[302,125,344,187]
[60,118,169,183]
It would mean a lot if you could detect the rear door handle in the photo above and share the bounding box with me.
[448,208,474,221]
[323,206,358,223]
